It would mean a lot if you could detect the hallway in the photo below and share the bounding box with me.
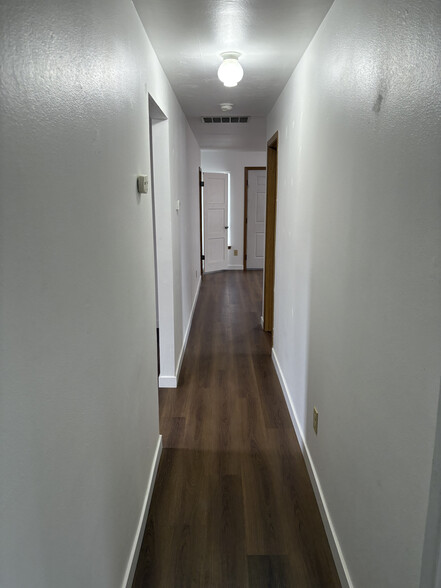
[133,271,340,587]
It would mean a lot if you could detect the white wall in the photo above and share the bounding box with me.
[267,0,441,586]
[0,0,200,585]
[180,128,202,343]
[201,149,266,268]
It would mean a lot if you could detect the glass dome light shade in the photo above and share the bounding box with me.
[217,53,244,87]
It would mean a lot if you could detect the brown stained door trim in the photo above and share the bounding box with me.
[243,167,266,271]
[263,132,278,333]
[199,167,203,279]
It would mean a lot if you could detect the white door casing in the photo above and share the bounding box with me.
[203,172,228,273]
[246,169,267,269]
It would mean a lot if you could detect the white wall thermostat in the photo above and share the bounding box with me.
[137,175,149,194]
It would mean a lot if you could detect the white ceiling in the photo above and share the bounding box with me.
[188,116,267,152]
[134,0,333,149]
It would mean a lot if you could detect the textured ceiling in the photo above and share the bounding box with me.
[134,0,333,148]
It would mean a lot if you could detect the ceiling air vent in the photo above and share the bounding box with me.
[201,116,248,124]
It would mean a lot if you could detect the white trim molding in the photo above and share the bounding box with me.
[122,435,163,588]
[158,374,177,388]
[271,348,353,588]
[159,276,201,389]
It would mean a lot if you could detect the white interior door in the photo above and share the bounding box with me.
[246,169,267,269]
[203,172,228,273]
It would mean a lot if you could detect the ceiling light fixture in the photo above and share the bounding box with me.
[217,52,244,87]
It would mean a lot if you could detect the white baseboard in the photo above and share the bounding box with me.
[122,435,163,588]
[158,374,177,388]
[271,349,353,588]
[227,264,244,270]
[159,276,201,389]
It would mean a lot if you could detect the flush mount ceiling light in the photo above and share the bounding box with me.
[217,52,244,87]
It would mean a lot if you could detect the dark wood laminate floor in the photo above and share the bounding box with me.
[133,270,341,588]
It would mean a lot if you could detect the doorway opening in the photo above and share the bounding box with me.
[263,131,278,335]
[199,167,204,278]
[149,95,176,387]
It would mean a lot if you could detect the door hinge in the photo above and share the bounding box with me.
[201,254,205,261]
[200,181,204,187]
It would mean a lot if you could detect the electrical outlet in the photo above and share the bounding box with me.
[234,249,238,256]
[313,407,318,435]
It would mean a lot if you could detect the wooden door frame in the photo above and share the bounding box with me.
[199,167,203,278]
[243,166,266,271]
[263,132,278,333]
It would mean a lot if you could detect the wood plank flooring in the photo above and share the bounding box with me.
[133,270,340,587]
